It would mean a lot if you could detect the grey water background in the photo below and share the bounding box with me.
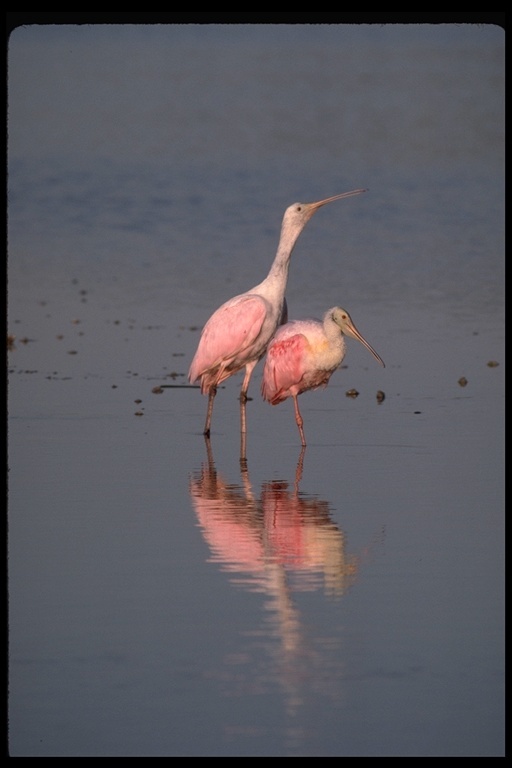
[7,24,504,756]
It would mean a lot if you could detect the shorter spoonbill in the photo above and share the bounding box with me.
[261,306,384,446]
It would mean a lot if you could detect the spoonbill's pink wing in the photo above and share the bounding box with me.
[261,333,309,404]
[189,294,268,389]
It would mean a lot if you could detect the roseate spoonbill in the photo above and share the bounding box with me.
[261,306,384,446]
[188,189,366,437]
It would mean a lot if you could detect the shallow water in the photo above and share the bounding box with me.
[7,23,504,756]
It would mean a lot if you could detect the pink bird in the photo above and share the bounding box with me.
[261,306,385,446]
[188,190,366,437]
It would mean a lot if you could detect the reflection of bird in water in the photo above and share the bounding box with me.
[189,438,360,715]
[261,480,357,598]
[262,306,385,446]
[190,437,264,574]
[190,440,357,596]
[188,190,366,440]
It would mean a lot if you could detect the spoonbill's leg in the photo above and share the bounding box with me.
[239,422,247,466]
[203,386,217,436]
[293,394,307,447]
[239,361,257,434]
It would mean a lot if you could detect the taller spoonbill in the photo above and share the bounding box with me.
[188,190,366,437]
[261,306,384,446]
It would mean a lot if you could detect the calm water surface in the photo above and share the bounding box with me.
[7,24,504,756]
